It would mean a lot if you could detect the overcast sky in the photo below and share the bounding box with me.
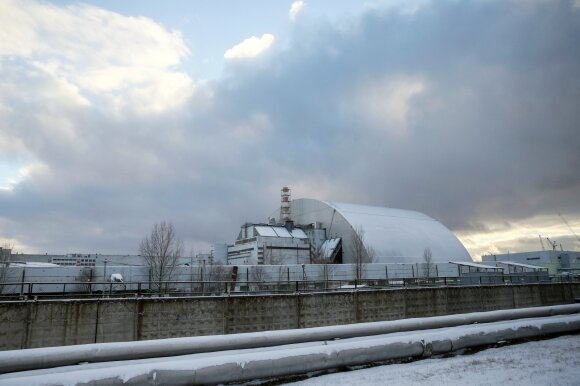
[0,0,579,260]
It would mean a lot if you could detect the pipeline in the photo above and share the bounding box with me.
[0,313,578,385]
[0,304,579,374]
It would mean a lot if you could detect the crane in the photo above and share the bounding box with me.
[538,235,545,251]
[558,213,580,242]
[546,237,557,251]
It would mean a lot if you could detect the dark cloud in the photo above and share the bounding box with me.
[1,0,579,255]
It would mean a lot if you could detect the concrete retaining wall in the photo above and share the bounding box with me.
[1,283,579,351]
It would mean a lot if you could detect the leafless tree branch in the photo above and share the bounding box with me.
[139,221,183,292]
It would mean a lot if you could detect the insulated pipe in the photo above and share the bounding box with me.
[1,304,579,374]
[1,314,579,386]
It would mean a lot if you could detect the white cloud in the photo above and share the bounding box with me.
[356,75,426,134]
[0,162,47,191]
[0,0,193,115]
[289,1,306,21]
[363,0,430,16]
[224,34,275,60]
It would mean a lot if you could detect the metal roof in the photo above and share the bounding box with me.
[449,261,502,270]
[255,225,307,239]
[321,238,341,259]
[323,201,472,263]
[497,261,548,270]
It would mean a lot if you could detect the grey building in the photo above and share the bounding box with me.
[227,223,311,265]
[482,250,580,275]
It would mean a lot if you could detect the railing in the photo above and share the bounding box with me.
[0,274,578,300]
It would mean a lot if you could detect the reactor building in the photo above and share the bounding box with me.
[226,187,472,265]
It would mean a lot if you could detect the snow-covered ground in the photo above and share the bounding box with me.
[289,334,580,386]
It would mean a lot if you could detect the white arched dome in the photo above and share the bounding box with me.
[290,198,472,264]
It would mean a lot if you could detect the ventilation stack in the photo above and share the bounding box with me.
[280,186,291,222]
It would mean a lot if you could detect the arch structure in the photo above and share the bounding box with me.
[289,198,472,264]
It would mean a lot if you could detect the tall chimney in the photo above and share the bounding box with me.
[280,186,291,222]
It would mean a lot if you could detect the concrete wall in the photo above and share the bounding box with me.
[1,283,579,351]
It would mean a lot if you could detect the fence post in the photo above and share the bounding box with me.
[20,269,26,296]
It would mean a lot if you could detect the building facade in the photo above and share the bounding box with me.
[227,223,311,265]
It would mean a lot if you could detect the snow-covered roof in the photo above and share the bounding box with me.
[497,261,548,270]
[8,261,60,267]
[254,226,278,237]
[321,238,341,259]
[255,225,307,239]
[449,261,502,270]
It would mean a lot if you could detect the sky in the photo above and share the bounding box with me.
[0,0,579,260]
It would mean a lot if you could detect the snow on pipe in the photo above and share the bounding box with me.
[1,304,579,374]
[1,314,579,386]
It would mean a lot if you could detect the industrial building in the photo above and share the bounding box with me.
[482,250,580,275]
[226,223,311,265]
[226,188,472,265]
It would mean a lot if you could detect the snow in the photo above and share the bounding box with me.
[272,226,292,237]
[255,226,308,239]
[8,262,59,267]
[289,334,580,386]
[255,226,279,237]
[497,261,547,270]
[338,284,367,289]
[321,238,340,259]
[449,261,502,270]
[109,273,123,282]
[290,228,308,238]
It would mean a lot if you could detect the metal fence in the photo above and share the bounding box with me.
[1,273,577,300]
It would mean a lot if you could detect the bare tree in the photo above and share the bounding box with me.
[139,221,183,292]
[423,247,434,281]
[251,266,270,291]
[351,226,375,280]
[206,262,227,294]
[311,240,330,264]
